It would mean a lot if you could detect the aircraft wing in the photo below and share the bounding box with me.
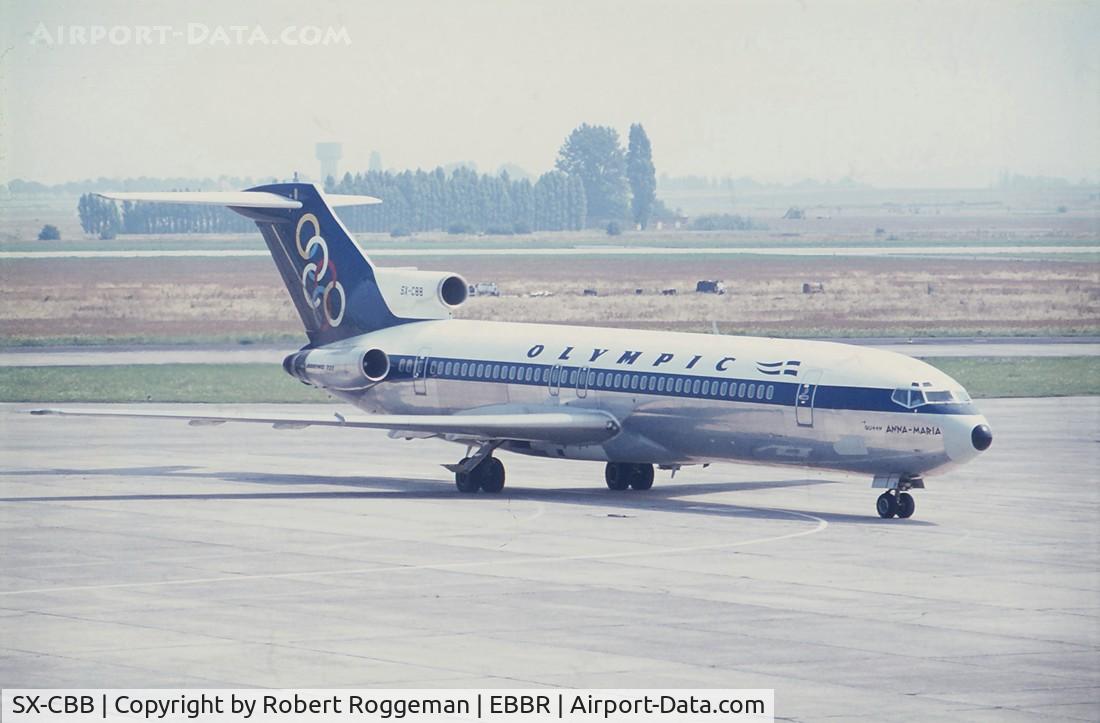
[29,407,621,446]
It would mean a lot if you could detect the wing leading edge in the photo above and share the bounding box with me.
[29,407,621,446]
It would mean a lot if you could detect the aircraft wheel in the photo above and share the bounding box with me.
[629,463,655,491]
[480,457,506,493]
[605,463,630,491]
[876,492,897,519]
[896,492,915,519]
[455,458,480,493]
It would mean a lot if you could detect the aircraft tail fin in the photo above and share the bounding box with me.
[97,183,403,346]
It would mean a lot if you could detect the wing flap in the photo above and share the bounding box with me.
[29,407,621,446]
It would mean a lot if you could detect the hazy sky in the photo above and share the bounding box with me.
[2,0,1097,187]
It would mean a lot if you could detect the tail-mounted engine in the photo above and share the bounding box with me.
[283,347,390,390]
[373,269,468,320]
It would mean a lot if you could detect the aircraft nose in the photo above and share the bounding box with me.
[971,423,993,451]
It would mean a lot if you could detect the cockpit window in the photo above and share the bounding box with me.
[891,388,926,409]
[893,385,971,408]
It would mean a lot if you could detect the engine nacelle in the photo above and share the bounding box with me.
[373,268,468,320]
[282,347,390,390]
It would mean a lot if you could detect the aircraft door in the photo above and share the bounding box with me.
[576,366,590,398]
[548,364,562,397]
[795,369,823,427]
[412,349,429,395]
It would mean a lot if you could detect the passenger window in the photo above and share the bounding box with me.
[596,371,605,387]
[657,376,666,392]
[569,370,578,385]
[692,379,701,395]
[648,376,656,391]
[720,381,729,396]
[756,385,765,399]
[701,380,710,395]
[459,362,468,376]
[613,373,622,388]
[766,385,774,400]
[506,366,514,380]
[429,361,438,376]
[674,378,683,393]
[542,367,550,383]
[738,383,746,398]
[747,383,755,398]
[443,361,452,375]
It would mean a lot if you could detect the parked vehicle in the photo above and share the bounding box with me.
[469,282,500,297]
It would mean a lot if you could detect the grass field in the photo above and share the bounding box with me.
[0,364,330,403]
[0,357,1094,403]
[4,229,1099,254]
[922,356,1099,398]
[2,254,1098,345]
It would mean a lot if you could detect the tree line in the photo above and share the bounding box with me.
[72,122,665,236]
[329,166,587,233]
[78,193,253,236]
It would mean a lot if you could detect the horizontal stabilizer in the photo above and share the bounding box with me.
[29,407,622,446]
[325,194,384,207]
[94,191,382,209]
[95,191,304,209]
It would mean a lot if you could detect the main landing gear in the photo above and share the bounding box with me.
[605,462,655,491]
[454,455,506,494]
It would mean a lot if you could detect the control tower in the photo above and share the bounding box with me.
[315,142,343,184]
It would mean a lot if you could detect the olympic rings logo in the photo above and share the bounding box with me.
[295,213,345,327]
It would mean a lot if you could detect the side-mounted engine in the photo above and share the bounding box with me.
[283,346,390,390]
[373,269,468,320]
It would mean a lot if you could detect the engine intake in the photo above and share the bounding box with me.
[374,268,468,319]
[438,274,468,307]
[283,347,390,390]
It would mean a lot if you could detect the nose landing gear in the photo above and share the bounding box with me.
[876,490,915,519]
[873,475,923,519]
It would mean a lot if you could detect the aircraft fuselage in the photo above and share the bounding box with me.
[319,319,989,480]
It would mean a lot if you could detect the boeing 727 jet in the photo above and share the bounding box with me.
[34,183,993,518]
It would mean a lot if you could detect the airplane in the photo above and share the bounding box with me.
[32,183,993,519]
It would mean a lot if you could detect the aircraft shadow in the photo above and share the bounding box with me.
[0,465,935,526]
